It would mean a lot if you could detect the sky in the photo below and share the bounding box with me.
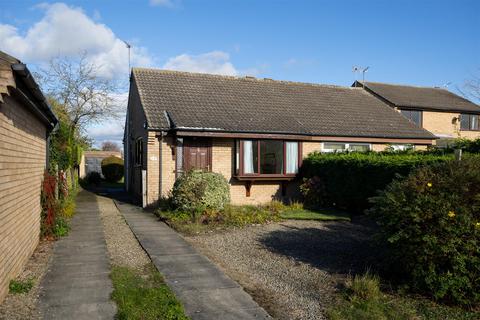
[1,0,479,147]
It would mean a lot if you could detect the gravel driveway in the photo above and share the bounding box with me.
[185,219,377,320]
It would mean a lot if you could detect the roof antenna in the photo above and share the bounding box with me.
[352,66,369,86]
[123,40,131,73]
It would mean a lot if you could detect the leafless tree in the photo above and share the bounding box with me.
[458,71,480,104]
[101,141,121,152]
[36,54,119,132]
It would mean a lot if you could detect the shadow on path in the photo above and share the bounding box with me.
[259,219,382,275]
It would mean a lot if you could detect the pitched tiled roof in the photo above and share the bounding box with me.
[132,68,435,140]
[359,81,480,113]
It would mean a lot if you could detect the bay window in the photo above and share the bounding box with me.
[236,140,301,177]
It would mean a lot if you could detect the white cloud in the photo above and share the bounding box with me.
[0,3,152,79]
[163,51,238,76]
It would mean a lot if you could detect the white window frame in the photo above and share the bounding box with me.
[390,144,415,151]
[321,142,371,153]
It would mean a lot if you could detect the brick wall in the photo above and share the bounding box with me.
[0,95,47,302]
[421,111,480,140]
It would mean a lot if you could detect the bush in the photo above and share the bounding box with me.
[300,152,452,212]
[368,157,480,307]
[101,156,124,182]
[171,170,230,217]
[85,171,102,186]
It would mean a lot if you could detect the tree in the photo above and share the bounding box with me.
[36,54,119,133]
[101,141,121,152]
[458,71,480,104]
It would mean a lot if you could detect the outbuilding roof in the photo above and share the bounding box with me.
[356,81,480,113]
[131,68,435,140]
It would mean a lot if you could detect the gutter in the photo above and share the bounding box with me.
[11,63,58,132]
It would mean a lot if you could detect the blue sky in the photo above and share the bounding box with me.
[1,0,478,146]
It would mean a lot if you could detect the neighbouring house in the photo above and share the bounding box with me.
[0,51,57,302]
[354,81,480,147]
[79,150,123,178]
[124,68,435,207]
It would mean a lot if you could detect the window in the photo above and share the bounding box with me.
[134,138,143,166]
[389,144,414,151]
[237,140,300,177]
[322,142,371,153]
[460,114,480,131]
[400,110,423,127]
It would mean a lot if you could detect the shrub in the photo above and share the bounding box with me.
[85,171,102,186]
[368,156,480,306]
[300,152,452,212]
[9,278,34,294]
[101,156,124,182]
[171,170,230,216]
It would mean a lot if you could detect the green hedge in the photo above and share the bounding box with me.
[368,157,480,306]
[300,152,453,212]
[101,156,124,182]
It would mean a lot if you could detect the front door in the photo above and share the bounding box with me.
[183,138,212,172]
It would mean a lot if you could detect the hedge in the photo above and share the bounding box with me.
[101,156,124,182]
[300,152,453,212]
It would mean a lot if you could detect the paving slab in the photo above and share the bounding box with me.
[115,200,271,320]
[38,190,116,320]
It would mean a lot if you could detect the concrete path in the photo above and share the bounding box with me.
[38,190,116,320]
[115,200,270,320]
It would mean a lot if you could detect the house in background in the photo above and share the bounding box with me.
[354,81,480,146]
[79,150,123,178]
[0,51,57,302]
[124,69,435,208]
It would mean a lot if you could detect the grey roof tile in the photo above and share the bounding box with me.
[132,68,435,140]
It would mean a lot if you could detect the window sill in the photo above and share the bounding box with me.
[235,174,297,181]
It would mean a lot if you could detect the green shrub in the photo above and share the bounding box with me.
[85,171,102,185]
[171,170,230,216]
[101,156,124,182]
[368,157,480,307]
[9,278,34,294]
[300,152,452,212]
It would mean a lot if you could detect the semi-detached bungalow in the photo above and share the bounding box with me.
[124,68,439,207]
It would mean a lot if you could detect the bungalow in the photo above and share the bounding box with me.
[354,81,480,146]
[0,51,57,301]
[124,68,435,207]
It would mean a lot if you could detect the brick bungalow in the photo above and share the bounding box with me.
[354,81,480,146]
[124,68,437,207]
[0,51,57,301]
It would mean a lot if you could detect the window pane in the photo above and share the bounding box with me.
[243,140,258,174]
[285,142,299,174]
[235,140,240,175]
[471,115,479,130]
[324,143,346,151]
[260,140,283,174]
[401,110,422,127]
[461,114,470,130]
[349,144,370,152]
[176,138,183,176]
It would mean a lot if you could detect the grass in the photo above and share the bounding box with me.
[110,265,189,320]
[327,273,479,320]
[9,278,34,294]
[279,207,351,221]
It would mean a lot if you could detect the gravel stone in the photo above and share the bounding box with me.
[0,240,54,320]
[97,195,150,270]
[185,219,376,320]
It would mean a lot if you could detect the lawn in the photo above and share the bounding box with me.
[110,265,189,320]
[279,208,351,221]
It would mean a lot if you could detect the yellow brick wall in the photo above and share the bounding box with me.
[0,95,46,302]
[146,132,160,206]
[160,136,176,199]
[422,111,480,140]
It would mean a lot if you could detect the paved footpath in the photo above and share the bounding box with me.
[38,190,116,320]
[115,200,271,320]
